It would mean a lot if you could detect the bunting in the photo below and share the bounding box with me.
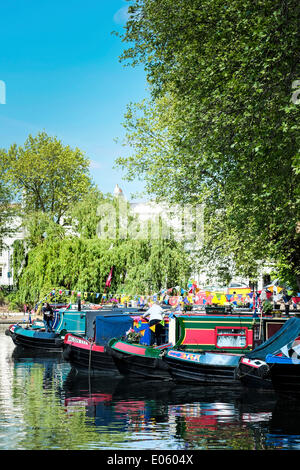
[33,281,299,311]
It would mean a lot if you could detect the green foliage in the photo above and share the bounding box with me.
[67,186,107,239]
[0,289,5,306]
[23,211,66,248]
[116,0,300,288]
[0,130,193,305]
[11,239,26,288]
[0,131,93,224]
[13,237,192,304]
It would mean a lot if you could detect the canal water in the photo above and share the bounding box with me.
[1,325,300,452]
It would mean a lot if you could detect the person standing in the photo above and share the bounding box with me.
[282,289,291,317]
[142,301,165,346]
[42,302,54,332]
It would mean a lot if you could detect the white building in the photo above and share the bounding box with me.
[0,215,25,287]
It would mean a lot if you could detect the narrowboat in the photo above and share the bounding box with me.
[236,316,300,391]
[161,313,264,384]
[7,307,94,351]
[162,350,241,385]
[108,312,269,383]
[62,311,138,373]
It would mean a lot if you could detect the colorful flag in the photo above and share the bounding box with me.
[105,266,114,288]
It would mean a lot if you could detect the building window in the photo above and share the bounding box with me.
[0,266,3,278]
[215,327,248,349]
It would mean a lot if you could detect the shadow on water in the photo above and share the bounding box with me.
[12,345,65,362]
[63,366,278,408]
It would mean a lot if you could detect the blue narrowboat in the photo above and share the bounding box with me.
[7,307,91,351]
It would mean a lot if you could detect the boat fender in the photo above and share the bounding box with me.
[256,364,270,379]
[159,349,168,358]
[237,358,270,379]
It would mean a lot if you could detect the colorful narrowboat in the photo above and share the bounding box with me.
[108,313,270,383]
[62,310,141,373]
[107,314,172,379]
[161,314,262,384]
[162,349,241,384]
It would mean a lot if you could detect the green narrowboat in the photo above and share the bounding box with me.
[108,312,288,384]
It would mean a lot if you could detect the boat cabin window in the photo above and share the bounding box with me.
[215,327,247,349]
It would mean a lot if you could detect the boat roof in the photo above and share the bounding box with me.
[244,317,300,360]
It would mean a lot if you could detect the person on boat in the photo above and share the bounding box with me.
[282,289,292,316]
[142,301,165,346]
[42,302,54,331]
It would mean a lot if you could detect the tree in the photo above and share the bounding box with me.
[116,0,300,288]
[0,131,93,225]
[10,188,192,303]
[67,186,107,239]
[12,237,192,304]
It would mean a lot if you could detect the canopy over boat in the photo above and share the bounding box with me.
[243,317,300,361]
[94,314,134,345]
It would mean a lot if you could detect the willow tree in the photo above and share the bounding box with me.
[13,237,192,304]
[116,0,300,289]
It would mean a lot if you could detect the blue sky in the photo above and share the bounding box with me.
[0,0,148,200]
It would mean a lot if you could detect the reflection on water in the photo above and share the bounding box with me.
[1,326,300,450]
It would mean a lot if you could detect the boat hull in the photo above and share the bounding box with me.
[163,350,241,385]
[108,340,172,380]
[7,309,91,351]
[63,334,117,373]
[235,318,300,391]
[9,326,63,351]
[266,356,300,395]
[270,364,300,394]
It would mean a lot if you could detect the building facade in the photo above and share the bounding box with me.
[0,216,25,288]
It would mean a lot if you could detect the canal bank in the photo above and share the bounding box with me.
[0,313,33,324]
